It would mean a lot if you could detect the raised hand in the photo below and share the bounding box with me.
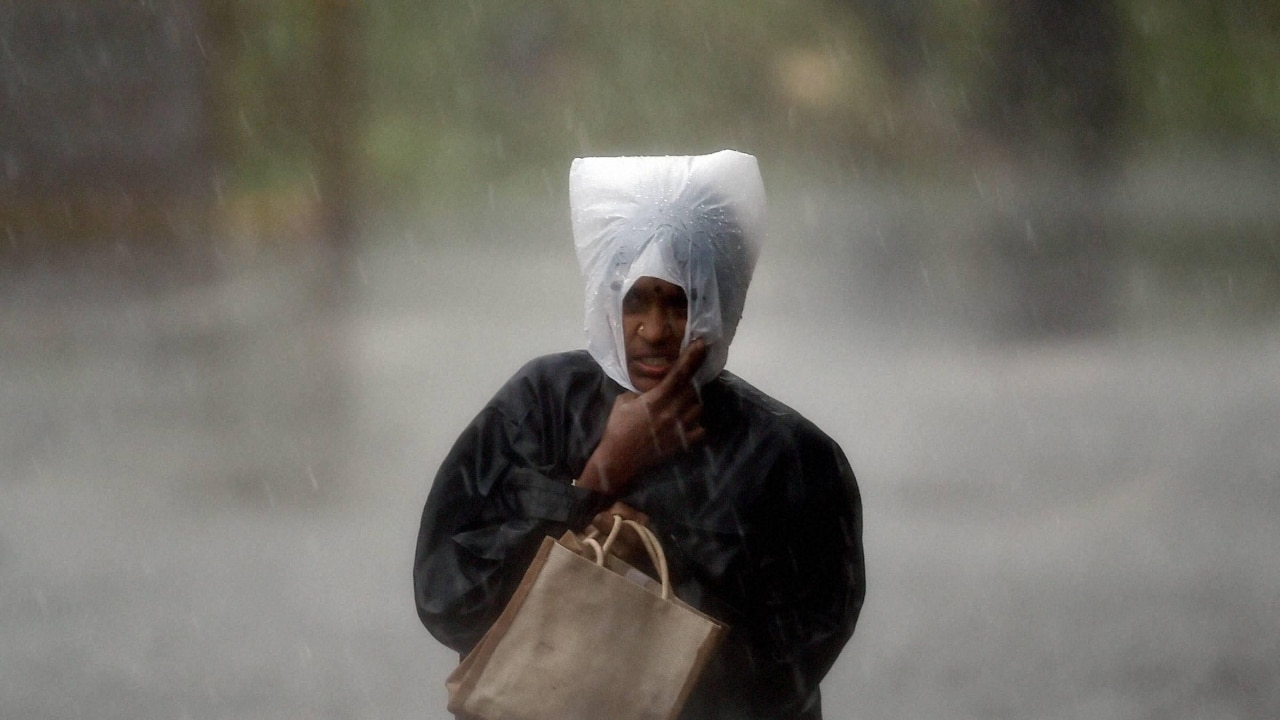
[576,338,708,495]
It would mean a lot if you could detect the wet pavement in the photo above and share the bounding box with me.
[2,209,1278,718]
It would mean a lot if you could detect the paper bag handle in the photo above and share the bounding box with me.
[581,515,671,600]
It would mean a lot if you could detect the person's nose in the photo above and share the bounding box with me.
[638,306,675,343]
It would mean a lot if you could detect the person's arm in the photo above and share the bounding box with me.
[412,373,609,655]
[414,341,710,655]
[744,427,866,715]
[576,340,710,567]
[575,338,708,494]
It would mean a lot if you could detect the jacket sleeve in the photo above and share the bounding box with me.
[412,376,610,654]
[742,426,866,716]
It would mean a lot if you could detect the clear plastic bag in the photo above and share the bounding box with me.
[569,150,767,391]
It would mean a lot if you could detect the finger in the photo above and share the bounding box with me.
[682,423,706,447]
[674,415,704,448]
[643,398,663,453]
[659,337,708,393]
[673,384,702,412]
[674,418,689,450]
[606,501,649,526]
[679,402,702,429]
[591,511,616,535]
[668,390,701,432]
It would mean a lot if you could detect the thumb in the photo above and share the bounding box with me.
[663,337,708,389]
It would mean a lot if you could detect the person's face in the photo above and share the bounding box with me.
[622,276,688,392]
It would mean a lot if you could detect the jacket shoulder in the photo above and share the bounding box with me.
[716,371,810,429]
[487,350,604,411]
[715,371,848,458]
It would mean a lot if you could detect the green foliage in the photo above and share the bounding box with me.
[1122,1,1280,145]
[361,0,895,211]
[216,0,322,189]
[216,0,1280,219]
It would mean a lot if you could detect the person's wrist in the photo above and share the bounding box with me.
[578,451,630,496]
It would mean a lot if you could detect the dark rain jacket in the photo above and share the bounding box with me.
[414,351,865,720]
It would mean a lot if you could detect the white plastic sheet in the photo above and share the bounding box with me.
[569,150,767,391]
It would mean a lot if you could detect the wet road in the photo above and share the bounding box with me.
[2,206,1278,719]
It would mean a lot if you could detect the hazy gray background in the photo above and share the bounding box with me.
[2,2,1278,718]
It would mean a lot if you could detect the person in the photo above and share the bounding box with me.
[414,150,864,719]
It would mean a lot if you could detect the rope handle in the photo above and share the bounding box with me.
[581,515,671,600]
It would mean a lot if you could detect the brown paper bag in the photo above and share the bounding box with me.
[446,518,726,720]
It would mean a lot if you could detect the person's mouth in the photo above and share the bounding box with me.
[632,356,675,377]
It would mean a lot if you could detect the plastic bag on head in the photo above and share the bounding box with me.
[570,150,767,392]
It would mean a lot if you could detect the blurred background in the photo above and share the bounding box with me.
[1,1,1277,718]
